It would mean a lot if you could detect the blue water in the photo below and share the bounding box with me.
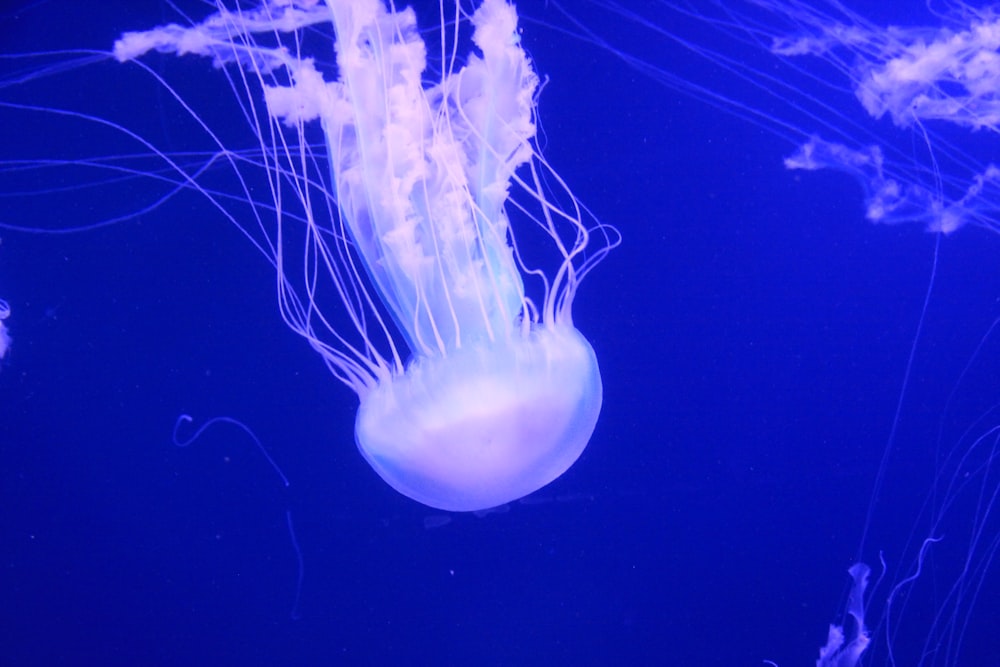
[2,1,999,665]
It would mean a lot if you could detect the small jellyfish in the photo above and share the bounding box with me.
[0,298,10,360]
[816,563,871,667]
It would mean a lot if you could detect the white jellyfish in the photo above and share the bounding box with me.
[112,0,614,511]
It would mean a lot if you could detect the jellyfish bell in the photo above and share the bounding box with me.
[358,325,601,511]
[105,0,613,511]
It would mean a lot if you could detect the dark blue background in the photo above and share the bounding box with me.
[2,1,999,665]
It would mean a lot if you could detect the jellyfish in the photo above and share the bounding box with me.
[817,563,871,667]
[772,4,1000,236]
[88,0,612,512]
[0,298,10,360]
[561,0,1000,237]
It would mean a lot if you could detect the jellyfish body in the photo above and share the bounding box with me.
[358,325,601,511]
[114,0,610,511]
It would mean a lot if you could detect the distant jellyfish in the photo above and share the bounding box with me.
[0,298,10,360]
[110,0,615,511]
[816,563,871,667]
[566,0,1000,237]
[771,5,1000,236]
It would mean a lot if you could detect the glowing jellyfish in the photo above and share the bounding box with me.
[106,0,613,512]
[0,298,10,360]
[772,4,1000,236]
[567,0,1000,237]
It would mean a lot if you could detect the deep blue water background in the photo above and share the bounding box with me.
[2,1,1000,665]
